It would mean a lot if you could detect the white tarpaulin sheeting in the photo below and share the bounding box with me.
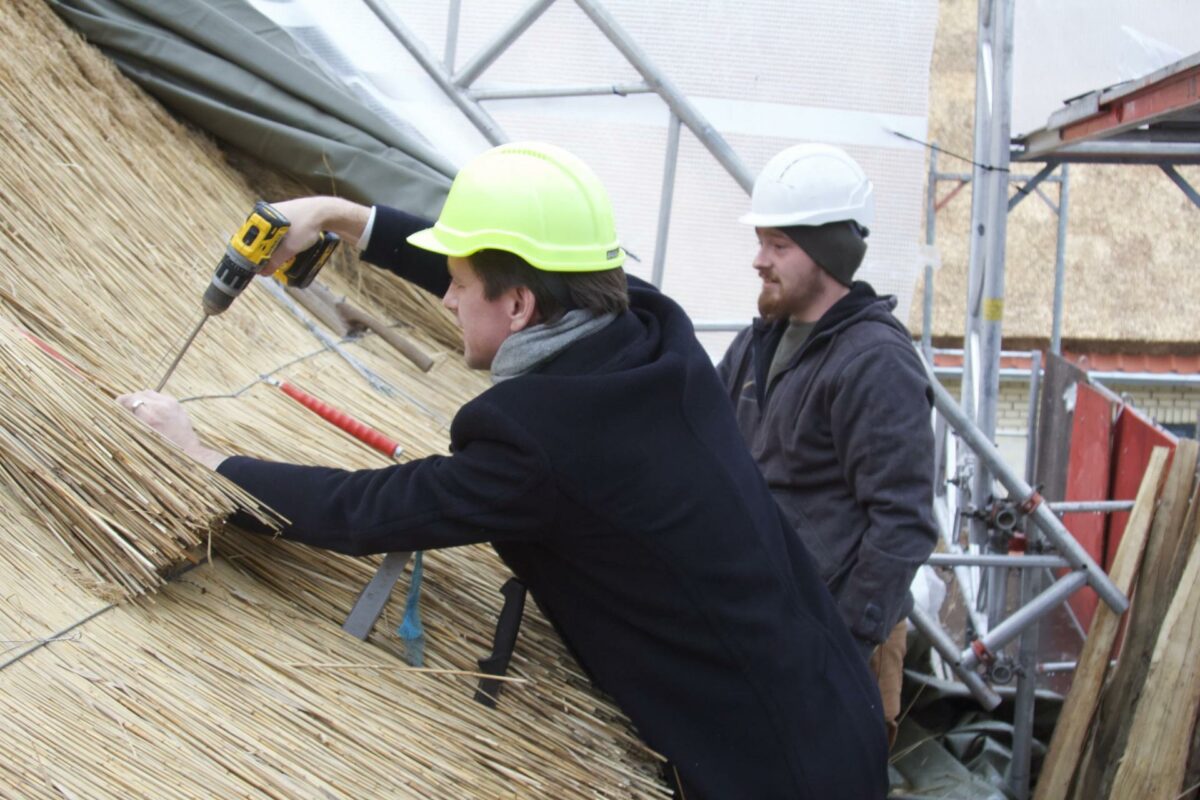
[251,0,939,358]
[1013,0,1200,136]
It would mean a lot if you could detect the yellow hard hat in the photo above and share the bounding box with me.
[407,142,625,272]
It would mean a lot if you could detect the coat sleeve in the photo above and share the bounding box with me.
[358,205,450,297]
[216,399,559,556]
[716,327,752,400]
[715,335,737,387]
[828,342,938,644]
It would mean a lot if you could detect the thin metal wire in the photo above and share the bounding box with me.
[888,128,1011,173]
[0,561,214,673]
[0,604,116,672]
[178,344,336,404]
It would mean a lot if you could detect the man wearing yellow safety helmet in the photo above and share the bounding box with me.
[120,142,887,799]
[718,143,938,750]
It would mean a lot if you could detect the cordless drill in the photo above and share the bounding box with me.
[155,201,341,391]
[202,201,340,314]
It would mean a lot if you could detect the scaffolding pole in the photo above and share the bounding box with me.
[573,0,754,193]
[363,0,508,145]
[1050,499,1133,514]
[1161,163,1200,209]
[651,112,682,288]
[452,0,556,88]
[1009,357,1043,800]
[928,553,1068,568]
[910,604,1002,709]
[1007,162,1058,211]
[471,82,652,100]
[922,147,938,363]
[924,367,1128,612]
[960,571,1087,671]
[964,0,1017,630]
[1051,165,1070,354]
[1007,560,1041,799]
[443,0,462,70]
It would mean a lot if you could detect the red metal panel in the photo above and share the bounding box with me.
[1059,383,1115,632]
[1106,406,1177,571]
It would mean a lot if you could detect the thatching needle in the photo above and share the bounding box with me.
[155,315,208,392]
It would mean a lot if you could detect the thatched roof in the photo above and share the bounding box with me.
[0,1,665,795]
[913,0,1200,352]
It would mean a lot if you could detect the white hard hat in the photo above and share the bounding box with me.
[739,143,875,229]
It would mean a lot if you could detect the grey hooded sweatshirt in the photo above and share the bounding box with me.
[717,282,937,652]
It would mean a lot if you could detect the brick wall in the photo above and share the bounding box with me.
[937,380,1039,433]
[1110,385,1200,431]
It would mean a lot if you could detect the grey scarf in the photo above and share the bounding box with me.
[490,309,616,383]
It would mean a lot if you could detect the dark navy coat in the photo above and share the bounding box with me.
[218,206,888,799]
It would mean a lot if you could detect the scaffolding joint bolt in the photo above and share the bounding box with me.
[988,655,1016,685]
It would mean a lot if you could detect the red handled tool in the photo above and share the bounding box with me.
[268,378,403,460]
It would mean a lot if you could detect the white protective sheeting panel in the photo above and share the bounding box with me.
[252,0,937,359]
[1012,0,1200,136]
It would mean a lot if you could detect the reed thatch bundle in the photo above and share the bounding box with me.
[0,0,668,794]
[0,315,277,599]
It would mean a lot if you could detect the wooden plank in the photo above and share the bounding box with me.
[1072,439,1200,800]
[1104,409,1180,656]
[1108,508,1200,798]
[1182,712,1200,800]
[1106,407,1177,573]
[1133,439,1197,637]
[1033,447,1168,800]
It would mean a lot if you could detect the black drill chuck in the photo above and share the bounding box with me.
[202,252,258,316]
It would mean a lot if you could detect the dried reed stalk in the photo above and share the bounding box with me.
[0,0,468,591]
[0,0,458,410]
[0,483,110,640]
[0,558,668,799]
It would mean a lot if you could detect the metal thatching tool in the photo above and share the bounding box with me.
[264,377,424,665]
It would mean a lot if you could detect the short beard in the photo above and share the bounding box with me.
[757,289,785,321]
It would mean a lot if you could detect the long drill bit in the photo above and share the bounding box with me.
[155,315,208,393]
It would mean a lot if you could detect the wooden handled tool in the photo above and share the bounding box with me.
[292,282,435,372]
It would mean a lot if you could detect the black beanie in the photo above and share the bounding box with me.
[782,221,869,286]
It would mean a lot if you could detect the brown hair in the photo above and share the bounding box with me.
[469,249,629,323]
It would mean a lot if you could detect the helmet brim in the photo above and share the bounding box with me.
[407,226,468,257]
[739,206,874,229]
[407,226,626,272]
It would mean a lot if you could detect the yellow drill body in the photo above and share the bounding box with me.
[156,202,340,392]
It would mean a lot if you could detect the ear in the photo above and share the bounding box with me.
[507,286,541,332]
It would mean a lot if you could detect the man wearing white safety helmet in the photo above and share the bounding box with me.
[718,143,937,748]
